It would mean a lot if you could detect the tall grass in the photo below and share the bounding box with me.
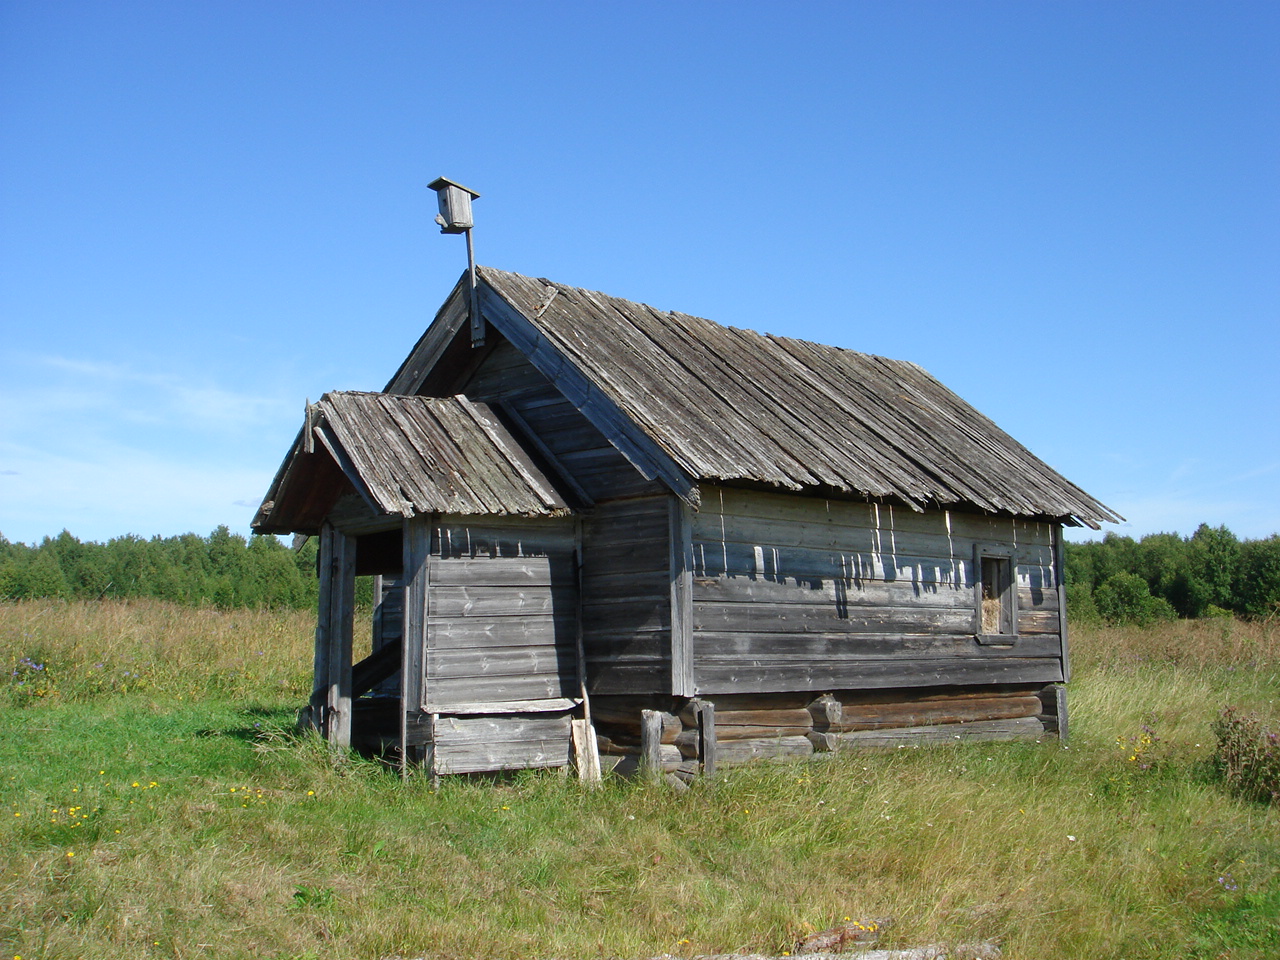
[2,601,1278,960]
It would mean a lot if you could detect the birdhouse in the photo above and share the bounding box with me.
[428,177,480,234]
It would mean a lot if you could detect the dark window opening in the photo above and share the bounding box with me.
[975,547,1016,642]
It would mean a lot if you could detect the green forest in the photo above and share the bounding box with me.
[0,527,323,609]
[2,522,1278,623]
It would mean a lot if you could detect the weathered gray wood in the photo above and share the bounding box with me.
[571,717,602,783]
[1055,527,1071,682]
[312,523,335,731]
[640,709,664,780]
[829,695,1043,731]
[669,497,695,697]
[712,735,814,765]
[695,656,1064,694]
[432,713,574,774]
[318,524,356,749]
[590,706,681,741]
[694,630,1062,659]
[477,281,699,505]
[426,673,569,707]
[699,485,1061,545]
[691,699,716,776]
[402,516,432,748]
[811,716,1045,750]
[808,695,842,732]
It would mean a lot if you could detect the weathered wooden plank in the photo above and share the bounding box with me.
[582,598,670,633]
[826,695,1043,731]
[429,585,575,618]
[694,631,1060,659]
[692,540,976,589]
[585,661,672,695]
[698,485,1057,546]
[427,645,573,680]
[712,735,814,765]
[427,673,569,706]
[675,496,696,701]
[693,604,979,637]
[590,705,681,738]
[692,699,717,775]
[810,716,1045,751]
[640,709,665,780]
[317,524,357,748]
[677,705,814,730]
[693,574,973,608]
[694,656,1064,694]
[427,616,574,649]
[432,713,573,743]
[694,512,1055,570]
[429,558,558,587]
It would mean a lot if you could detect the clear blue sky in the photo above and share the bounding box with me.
[2,1,1276,545]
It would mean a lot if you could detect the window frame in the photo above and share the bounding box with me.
[973,543,1018,644]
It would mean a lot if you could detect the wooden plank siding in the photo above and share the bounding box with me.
[580,496,675,695]
[422,516,579,710]
[690,484,1064,694]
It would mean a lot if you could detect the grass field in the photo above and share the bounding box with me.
[2,600,1278,960]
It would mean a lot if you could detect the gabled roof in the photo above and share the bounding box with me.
[253,392,571,534]
[391,267,1121,528]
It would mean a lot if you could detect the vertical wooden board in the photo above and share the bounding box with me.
[402,517,432,716]
[670,498,694,697]
[313,524,335,724]
[324,527,356,749]
[1054,526,1070,682]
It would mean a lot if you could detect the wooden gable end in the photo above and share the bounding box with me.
[386,274,697,507]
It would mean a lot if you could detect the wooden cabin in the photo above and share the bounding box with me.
[252,266,1120,778]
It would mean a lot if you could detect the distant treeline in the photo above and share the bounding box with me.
[0,527,322,609]
[1065,524,1280,625]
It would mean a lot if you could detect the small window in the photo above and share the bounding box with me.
[974,545,1017,642]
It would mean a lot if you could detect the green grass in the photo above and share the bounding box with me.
[2,601,1279,959]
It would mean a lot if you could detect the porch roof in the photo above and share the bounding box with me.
[253,392,572,535]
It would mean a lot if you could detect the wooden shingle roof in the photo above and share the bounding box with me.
[458,267,1120,528]
[253,392,571,534]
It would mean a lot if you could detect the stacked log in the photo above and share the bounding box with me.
[592,686,1052,777]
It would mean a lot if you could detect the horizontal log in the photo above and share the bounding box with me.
[674,721,811,755]
[809,716,1044,751]
[589,708,681,743]
[828,695,1043,731]
[595,741,682,762]
[693,630,1061,659]
[713,735,814,765]
[694,656,1064,694]
[676,704,813,730]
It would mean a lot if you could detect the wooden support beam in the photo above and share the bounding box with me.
[692,699,717,777]
[401,516,432,775]
[318,523,356,749]
[1054,524,1071,683]
[640,709,664,781]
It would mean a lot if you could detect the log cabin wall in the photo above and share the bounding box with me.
[689,484,1064,695]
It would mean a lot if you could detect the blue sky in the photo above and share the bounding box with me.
[2,1,1276,545]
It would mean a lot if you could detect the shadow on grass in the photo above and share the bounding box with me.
[195,704,300,743]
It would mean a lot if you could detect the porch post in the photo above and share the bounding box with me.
[401,515,432,774]
[315,522,356,748]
